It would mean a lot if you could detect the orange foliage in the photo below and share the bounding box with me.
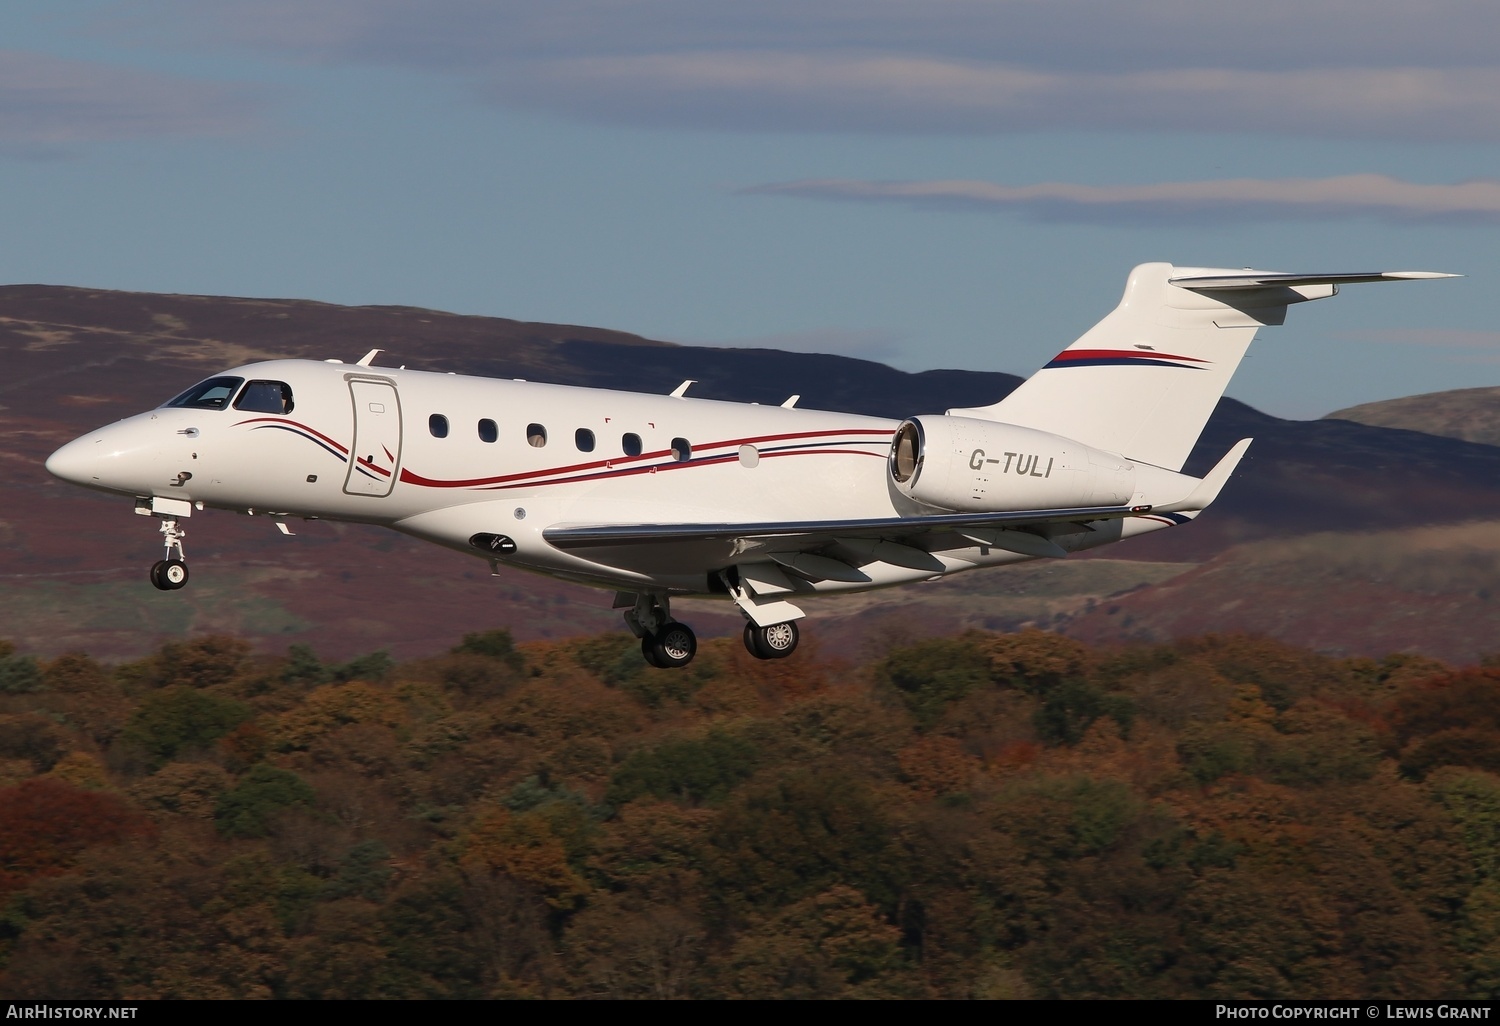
[980,629,1095,688]
[2,626,1496,998]
[989,740,1041,775]
[219,719,270,769]
[455,807,589,909]
[0,778,149,897]
[1178,777,1316,867]
[1392,668,1500,742]
[269,681,408,750]
[720,637,828,703]
[897,735,980,796]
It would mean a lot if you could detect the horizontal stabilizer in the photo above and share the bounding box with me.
[1169,270,1459,290]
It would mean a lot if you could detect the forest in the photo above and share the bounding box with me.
[3,624,1500,1000]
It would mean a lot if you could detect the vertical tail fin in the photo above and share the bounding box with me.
[950,263,1456,472]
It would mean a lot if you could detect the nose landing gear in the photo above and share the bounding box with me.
[621,593,698,668]
[643,621,697,669]
[149,516,190,591]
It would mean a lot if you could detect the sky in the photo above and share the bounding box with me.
[2,1,1499,419]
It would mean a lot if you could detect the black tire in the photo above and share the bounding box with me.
[149,560,171,591]
[747,620,799,660]
[160,559,189,590]
[650,621,697,668]
[641,633,665,668]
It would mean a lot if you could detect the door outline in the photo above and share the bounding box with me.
[343,376,403,498]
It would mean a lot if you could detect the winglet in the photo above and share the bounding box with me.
[670,380,695,398]
[1182,438,1252,510]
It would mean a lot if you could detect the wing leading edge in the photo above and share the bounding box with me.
[542,502,1144,551]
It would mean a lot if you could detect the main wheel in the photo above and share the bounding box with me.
[160,559,189,590]
[149,560,170,591]
[641,633,665,668]
[745,620,799,660]
[649,621,697,668]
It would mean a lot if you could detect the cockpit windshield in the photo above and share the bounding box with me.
[233,380,294,415]
[163,376,245,411]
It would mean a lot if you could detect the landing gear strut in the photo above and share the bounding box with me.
[744,620,799,660]
[149,516,189,591]
[622,593,698,669]
[718,567,803,661]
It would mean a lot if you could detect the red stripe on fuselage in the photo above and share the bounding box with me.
[399,427,893,489]
[1049,349,1209,364]
[236,417,350,454]
[471,446,889,490]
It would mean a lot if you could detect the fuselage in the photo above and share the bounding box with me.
[45,356,1203,596]
[46,358,936,592]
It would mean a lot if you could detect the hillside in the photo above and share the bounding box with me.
[2,628,1499,998]
[8,284,1500,662]
[1325,386,1500,448]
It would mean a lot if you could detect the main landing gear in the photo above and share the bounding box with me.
[743,620,798,660]
[149,516,190,591]
[620,592,801,668]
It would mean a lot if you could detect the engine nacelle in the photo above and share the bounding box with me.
[888,416,1135,512]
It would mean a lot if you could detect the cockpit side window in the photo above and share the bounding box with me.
[163,376,245,410]
[233,380,295,415]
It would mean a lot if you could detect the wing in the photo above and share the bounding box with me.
[542,503,1145,578]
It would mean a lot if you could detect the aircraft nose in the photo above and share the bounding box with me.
[46,434,103,485]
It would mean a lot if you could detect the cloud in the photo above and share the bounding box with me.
[742,174,1500,225]
[123,1,1500,74]
[483,57,1500,141]
[118,1,1500,141]
[0,50,264,152]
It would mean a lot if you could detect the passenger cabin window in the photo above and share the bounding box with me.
[163,376,243,410]
[478,418,498,443]
[429,414,449,438]
[671,437,692,461]
[233,380,294,415]
[622,433,642,457]
[527,424,547,447]
[575,428,595,452]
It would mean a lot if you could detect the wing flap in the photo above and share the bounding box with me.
[769,551,870,583]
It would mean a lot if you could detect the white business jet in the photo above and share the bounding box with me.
[45,263,1453,667]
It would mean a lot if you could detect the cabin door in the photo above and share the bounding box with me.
[343,378,403,497]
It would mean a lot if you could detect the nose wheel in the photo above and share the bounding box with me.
[643,621,697,668]
[149,516,190,591]
[150,559,189,591]
[623,593,698,668]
